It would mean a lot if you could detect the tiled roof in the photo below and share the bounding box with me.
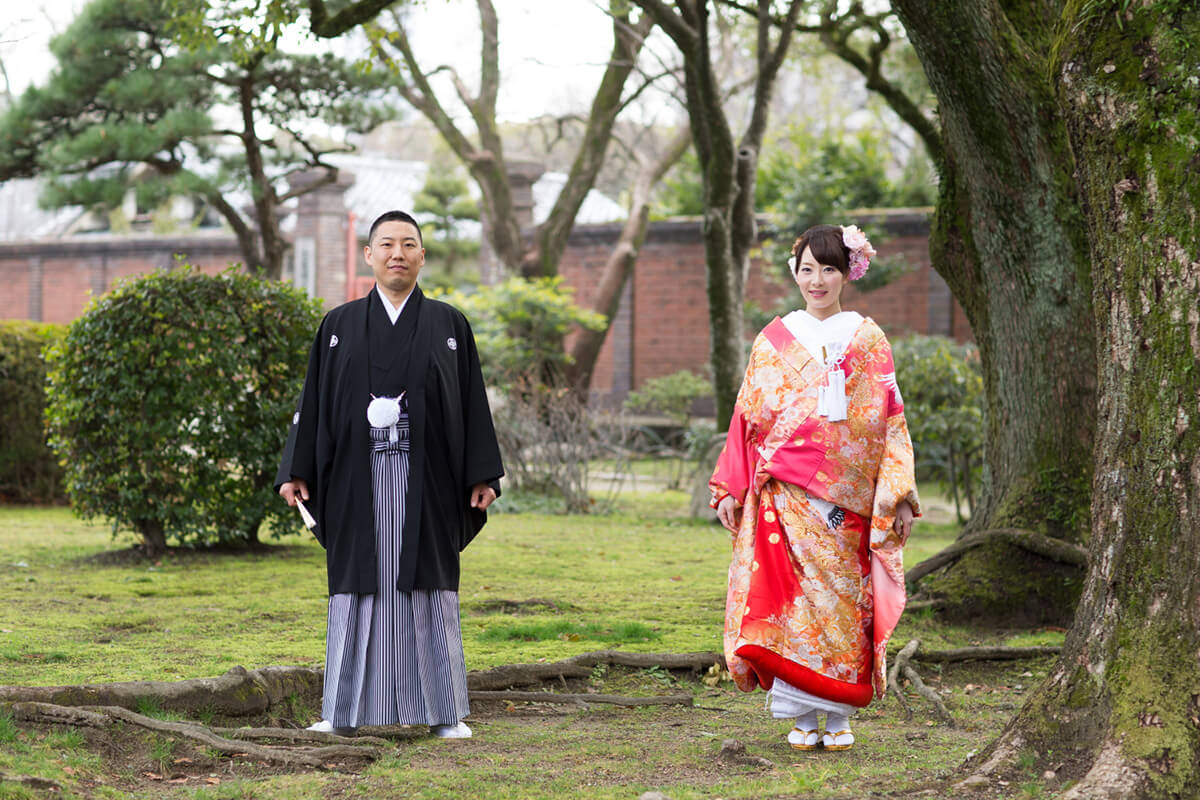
[0,153,627,241]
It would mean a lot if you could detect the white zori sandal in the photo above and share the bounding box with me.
[787,726,820,750]
[822,729,854,751]
[432,721,473,739]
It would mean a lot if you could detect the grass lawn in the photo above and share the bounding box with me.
[0,491,1065,799]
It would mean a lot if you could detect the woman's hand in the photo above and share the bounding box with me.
[893,500,914,543]
[717,495,742,534]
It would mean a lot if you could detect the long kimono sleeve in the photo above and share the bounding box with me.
[275,321,324,492]
[459,316,504,493]
[709,406,756,509]
[709,339,768,510]
[867,338,920,698]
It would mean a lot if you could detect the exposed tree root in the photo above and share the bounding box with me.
[465,651,722,691]
[0,651,723,772]
[0,773,62,792]
[905,527,1088,586]
[1059,739,1148,800]
[469,690,693,707]
[0,665,322,716]
[888,639,921,720]
[8,701,383,770]
[466,662,592,691]
[911,645,1062,663]
[562,651,722,671]
[900,665,954,727]
[210,726,394,748]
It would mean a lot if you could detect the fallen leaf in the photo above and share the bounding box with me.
[669,576,682,581]
[62,766,77,775]
[143,772,163,780]
[172,757,193,765]
[204,777,220,785]
[167,778,189,784]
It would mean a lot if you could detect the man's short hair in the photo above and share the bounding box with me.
[368,210,423,245]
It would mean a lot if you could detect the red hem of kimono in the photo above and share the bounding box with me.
[735,644,874,707]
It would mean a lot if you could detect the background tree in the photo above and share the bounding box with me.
[412,150,481,287]
[959,4,1200,796]
[0,0,398,279]
[713,0,1097,622]
[359,0,690,394]
[632,0,808,427]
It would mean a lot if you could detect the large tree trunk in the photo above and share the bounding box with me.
[637,0,804,428]
[972,5,1200,797]
[891,0,1097,623]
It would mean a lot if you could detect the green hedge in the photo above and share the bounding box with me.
[891,334,984,522]
[44,266,323,552]
[0,320,67,503]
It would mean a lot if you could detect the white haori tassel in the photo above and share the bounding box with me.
[825,368,848,421]
[367,394,403,442]
[817,342,848,422]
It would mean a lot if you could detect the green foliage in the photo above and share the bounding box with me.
[653,149,705,217]
[623,370,712,425]
[891,335,984,523]
[0,0,398,273]
[0,321,67,504]
[44,266,323,551]
[435,277,606,391]
[413,152,481,288]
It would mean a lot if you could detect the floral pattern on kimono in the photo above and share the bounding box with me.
[710,316,919,704]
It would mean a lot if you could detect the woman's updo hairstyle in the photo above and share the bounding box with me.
[789,224,849,278]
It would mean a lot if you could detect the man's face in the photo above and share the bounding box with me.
[365,220,425,298]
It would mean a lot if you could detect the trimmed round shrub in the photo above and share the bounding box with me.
[45,266,323,553]
[0,320,67,503]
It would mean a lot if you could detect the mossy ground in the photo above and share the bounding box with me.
[1,492,1067,799]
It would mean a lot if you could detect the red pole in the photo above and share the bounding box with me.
[346,211,358,302]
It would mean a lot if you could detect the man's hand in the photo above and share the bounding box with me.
[279,479,309,507]
[893,500,915,543]
[716,495,741,534]
[470,483,497,511]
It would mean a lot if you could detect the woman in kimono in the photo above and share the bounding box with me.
[710,223,918,752]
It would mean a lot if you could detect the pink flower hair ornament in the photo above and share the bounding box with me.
[841,224,876,281]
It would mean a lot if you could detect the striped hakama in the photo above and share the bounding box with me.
[321,417,470,728]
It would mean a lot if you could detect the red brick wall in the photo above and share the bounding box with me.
[0,235,243,324]
[1,212,969,411]
[559,213,971,406]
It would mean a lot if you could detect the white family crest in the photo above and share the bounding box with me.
[447,337,458,351]
[293,412,300,425]
[330,334,339,348]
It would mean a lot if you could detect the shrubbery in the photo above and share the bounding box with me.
[435,277,612,512]
[0,320,67,503]
[891,334,984,522]
[44,266,323,553]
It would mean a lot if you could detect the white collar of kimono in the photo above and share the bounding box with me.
[375,286,412,325]
[781,310,864,364]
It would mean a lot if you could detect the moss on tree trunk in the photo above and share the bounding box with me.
[891,0,1096,623]
[966,3,1200,796]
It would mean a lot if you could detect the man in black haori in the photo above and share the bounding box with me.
[276,210,503,739]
